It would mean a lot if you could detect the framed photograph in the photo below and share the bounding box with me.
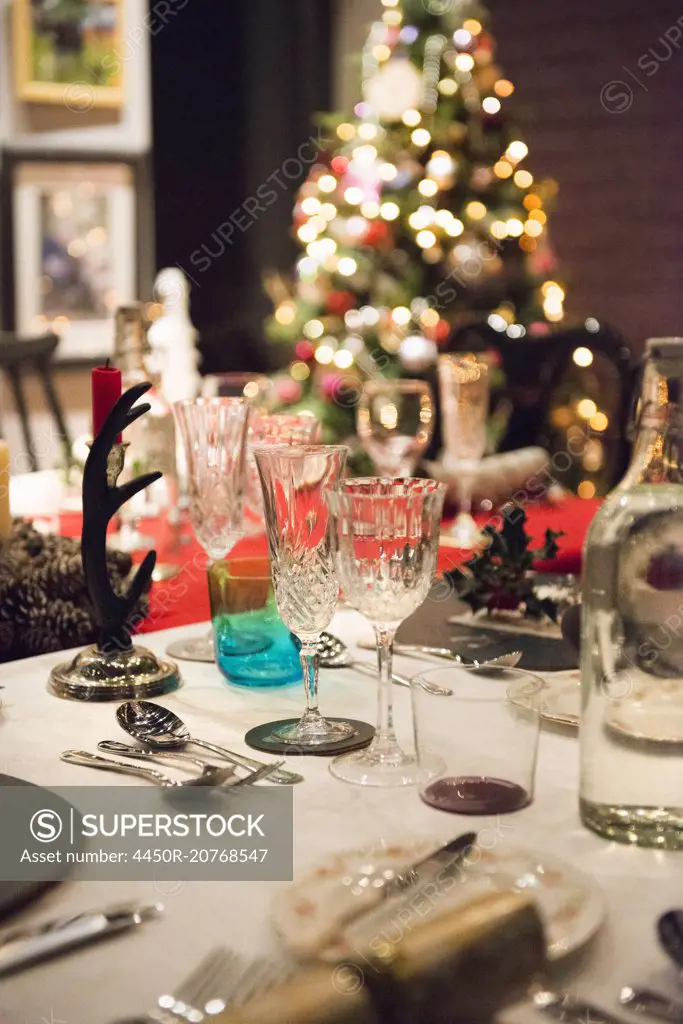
[1,153,151,361]
[13,0,124,109]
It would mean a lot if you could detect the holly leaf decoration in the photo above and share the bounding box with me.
[446,510,565,621]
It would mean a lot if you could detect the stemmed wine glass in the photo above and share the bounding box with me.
[166,398,251,662]
[437,354,490,548]
[200,372,275,410]
[254,444,356,748]
[243,412,320,534]
[326,478,446,786]
[356,379,434,476]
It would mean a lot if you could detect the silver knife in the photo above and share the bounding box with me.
[0,902,163,977]
[343,832,477,951]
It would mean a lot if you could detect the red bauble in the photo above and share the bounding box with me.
[295,339,315,361]
[326,291,356,317]
[331,156,349,174]
[364,220,391,248]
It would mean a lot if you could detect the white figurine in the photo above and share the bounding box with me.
[147,268,201,403]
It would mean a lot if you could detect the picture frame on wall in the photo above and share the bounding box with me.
[0,152,152,362]
[13,0,124,110]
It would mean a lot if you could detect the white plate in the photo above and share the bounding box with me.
[271,838,604,962]
[509,672,580,727]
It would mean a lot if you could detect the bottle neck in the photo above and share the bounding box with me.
[624,388,683,487]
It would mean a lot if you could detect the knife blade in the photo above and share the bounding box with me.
[0,902,163,977]
[343,831,477,952]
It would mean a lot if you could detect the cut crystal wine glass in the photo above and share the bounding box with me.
[437,354,490,548]
[243,412,320,534]
[166,398,251,662]
[326,477,446,786]
[254,444,355,747]
[356,379,434,476]
[200,372,275,410]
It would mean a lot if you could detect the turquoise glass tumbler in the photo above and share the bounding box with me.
[209,556,302,687]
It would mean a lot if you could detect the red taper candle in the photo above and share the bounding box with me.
[92,364,122,441]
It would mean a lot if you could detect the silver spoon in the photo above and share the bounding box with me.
[355,638,523,669]
[318,633,453,696]
[116,702,303,785]
[60,750,234,788]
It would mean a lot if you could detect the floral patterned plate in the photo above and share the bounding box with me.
[271,838,604,962]
[508,671,581,728]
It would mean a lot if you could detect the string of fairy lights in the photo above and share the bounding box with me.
[268,0,610,497]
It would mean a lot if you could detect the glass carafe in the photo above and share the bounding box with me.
[580,337,683,848]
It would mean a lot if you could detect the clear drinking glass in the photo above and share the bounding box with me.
[437,354,490,547]
[200,372,275,411]
[254,444,355,747]
[326,478,446,786]
[356,380,434,476]
[411,667,543,814]
[243,412,320,534]
[166,398,251,662]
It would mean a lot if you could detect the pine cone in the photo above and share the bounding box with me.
[0,578,48,625]
[107,548,133,577]
[24,598,95,657]
[33,551,86,601]
[0,619,15,660]
[2,518,151,660]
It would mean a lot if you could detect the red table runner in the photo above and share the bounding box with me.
[58,497,600,634]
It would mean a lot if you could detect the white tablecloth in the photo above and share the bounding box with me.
[0,612,680,1024]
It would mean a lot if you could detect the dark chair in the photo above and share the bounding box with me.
[425,320,638,494]
[0,332,72,470]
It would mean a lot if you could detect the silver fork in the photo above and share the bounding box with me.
[532,987,631,1024]
[116,946,291,1022]
[98,741,283,787]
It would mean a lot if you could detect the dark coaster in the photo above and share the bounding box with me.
[245,719,375,757]
[0,774,82,923]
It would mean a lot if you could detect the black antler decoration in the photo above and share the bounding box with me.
[82,381,161,651]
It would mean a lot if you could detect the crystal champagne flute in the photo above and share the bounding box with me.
[356,379,434,476]
[437,354,490,548]
[166,398,251,662]
[326,477,446,785]
[254,444,356,747]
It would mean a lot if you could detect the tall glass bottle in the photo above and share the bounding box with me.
[580,337,683,848]
[112,304,179,557]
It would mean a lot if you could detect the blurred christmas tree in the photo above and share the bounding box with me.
[264,0,566,448]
